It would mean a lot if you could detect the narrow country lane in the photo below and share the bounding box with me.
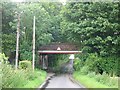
[44,74,86,89]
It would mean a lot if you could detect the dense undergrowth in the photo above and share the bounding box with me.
[73,71,118,88]
[73,53,119,88]
[0,53,47,88]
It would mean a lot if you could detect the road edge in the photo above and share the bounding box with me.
[69,74,86,88]
[38,73,55,89]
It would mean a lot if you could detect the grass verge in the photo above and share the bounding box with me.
[23,69,47,88]
[73,71,118,89]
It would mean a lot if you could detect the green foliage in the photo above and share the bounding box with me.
[2,2,119,85]
[85,55,119,76]
[20,51,32,61]
[0,53,8,63]
[18,2,63,51]
[1,54,46,88]
[92,72,118,87]
[80,66,89,75]
[19,60,32,69]
[2,2,17,56]
[98,72,110,85]
[61,2,119,56]
[2,2,64,61]
[20,40,32,61]
[73,71,118,88]
[87,72,96,78]
[74,53,119,76]
[74,58,84,71]
[99,56,119,76]
[2,63,27,88]
[50,54,69,73]
[0,70,1,89]
[1,54,26,88]
[23,69,47,88]
[25,69,36,80]
[74,53,101,74]
[2,34,16,56]
[2,63,46,88]
[85,53,100,73]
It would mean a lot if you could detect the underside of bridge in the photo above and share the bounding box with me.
[38,43,82,71]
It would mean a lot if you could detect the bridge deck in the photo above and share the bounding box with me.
[38,50,82,54]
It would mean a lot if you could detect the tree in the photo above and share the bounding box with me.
[16,2,63,61]
[2,2,17,56]
[61,2,119,56]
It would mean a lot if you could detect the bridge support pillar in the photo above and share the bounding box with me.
[39,54,48,69]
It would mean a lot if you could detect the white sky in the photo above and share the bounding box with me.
[11,0,67,6]
[11,0,24,2]
[11,0,66,3]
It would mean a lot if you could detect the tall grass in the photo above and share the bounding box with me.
[0,53,47,88]
[2,63,47,88]
[73,53,119,88]
[73,71,118,88]
[0,63,2,90]
[23,69,46,88]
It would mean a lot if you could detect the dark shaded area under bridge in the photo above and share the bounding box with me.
[37,42,82,73]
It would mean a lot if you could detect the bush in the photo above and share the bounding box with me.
[20,51,32,60]
[92,72,118,87]
[1,53,46,88]
[2,63,47,88]
[85,53,100,73]
[87,72,110,84]
[74,58,84,71]
[74,53,119,76]
[80,66,89,75]
[94,74,102,82]
[98,72,110,84]
[19,60,32,69]
[109,77,118,87]
[0,53,8,63]
[87,72,96,78]
[100,56,118,76]
[2,64,28,88]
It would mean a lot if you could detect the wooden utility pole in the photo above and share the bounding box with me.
[15,13,20,70]
[32,16,35,71]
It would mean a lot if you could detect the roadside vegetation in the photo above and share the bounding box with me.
[73,72,117,88]
[73,53,119,88]
[1,53,47,88]
[1,2,62,88]
[1,1,119,89]
[61,2,119,89]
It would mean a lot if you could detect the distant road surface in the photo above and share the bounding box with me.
[44,74,86,89]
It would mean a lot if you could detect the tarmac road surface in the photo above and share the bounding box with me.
[44,74,86,90]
